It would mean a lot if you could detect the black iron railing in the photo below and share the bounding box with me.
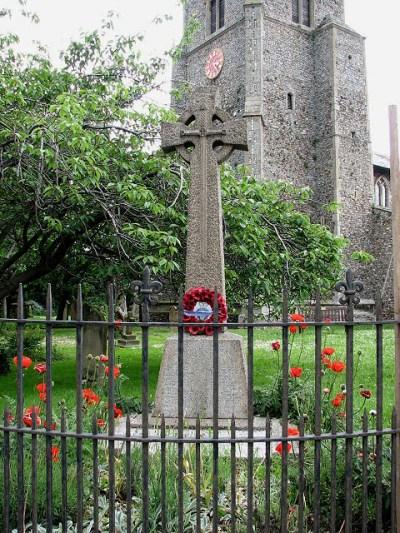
[0,268,399,532]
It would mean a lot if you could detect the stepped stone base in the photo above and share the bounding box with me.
[154,333,248,419]
[117,334,140,347]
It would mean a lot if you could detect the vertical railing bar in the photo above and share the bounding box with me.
[107,283,116,533]
[212,288,219,533]
[297,415,305,533]
[92,414,99,533]
[61,408,68,533]
[161,414,166,533]
[313,292,322,533]
[45,283,53,533]
[264,414,271,533]
[392,407,397,532]
[330,413,337,533]
[196,415,201,533]
[31,413,38,533]
[177,291,184,533]
[344,300,354,533]
[2,296,6,318]
[126,414,132,533]
[75,285,84,532]
[141,281,150,533]
[231,415,236,533]
[16,283,25,533]
[280,287,289,533]
[3,409,10,533]
[375,294,383,533]
[247,288,254,533]
[361,410,368,533]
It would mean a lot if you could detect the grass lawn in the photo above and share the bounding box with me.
[0,324,396,426]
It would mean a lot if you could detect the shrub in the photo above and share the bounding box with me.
[253,376,313,421]
[0,325,45,375]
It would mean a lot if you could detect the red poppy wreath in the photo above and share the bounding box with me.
[182,287,228,336]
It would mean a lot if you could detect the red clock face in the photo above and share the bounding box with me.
[205,48,224,80]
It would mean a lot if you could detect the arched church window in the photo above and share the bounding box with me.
[302,0,311,26]
[219,0,225,28]
[210,0,225,34]
[292,0,299,23]
[375,175,391,208]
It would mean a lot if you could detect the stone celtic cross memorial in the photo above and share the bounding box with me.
[160,88,248,295]
[154,88,249,420]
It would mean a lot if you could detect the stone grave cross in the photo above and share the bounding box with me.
[161,88,248,296]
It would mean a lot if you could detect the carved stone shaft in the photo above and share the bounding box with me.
[161,88,248,296]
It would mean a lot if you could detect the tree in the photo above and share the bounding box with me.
[0,15,345,310]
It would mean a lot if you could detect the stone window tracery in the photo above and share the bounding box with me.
[210,0,225,34]
[292,0,299,23]
[292,0,312,27]
[302,0,311,26]
[375,175,391,208]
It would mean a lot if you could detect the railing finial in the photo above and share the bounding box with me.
[335,269,364,306]
[132,266,163,319]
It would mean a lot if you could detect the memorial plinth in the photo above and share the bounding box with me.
[154,333,248,419]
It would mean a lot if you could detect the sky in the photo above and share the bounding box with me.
[1,0,399,155]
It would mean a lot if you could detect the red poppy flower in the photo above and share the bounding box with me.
[25,406,40,416]
[13,355,32,369]
[322,347,335,356]
[6,413,14,424]
[82,388,101,406]
[331,361,346,373]
[99,355,109,363]
[34,363,47,374]
[39,392,47,402]
[331,397,342,408]
[331,393,345,408]
[23,406,41,427]
[113,405,123,418]
[323,318,332,324]
[275,442,293,455]
[271,341,281,351]
[322,357,332,369]
[288,427,300,437]
[51,446,60,463]
[360,389,372,399]
[289,325,297,335]
[290,313,305,322]
[44,421,56,430]
[97,418,106,428]
[105,366,120,378]
[290,367,303,378]
[114,319,123,330]
[36,383,46,394]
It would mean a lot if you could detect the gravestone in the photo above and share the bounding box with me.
[116,295,139,347]
[82,308,107,378]
[154,88,249,420]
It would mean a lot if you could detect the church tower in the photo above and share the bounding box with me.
[173,0,375,295]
